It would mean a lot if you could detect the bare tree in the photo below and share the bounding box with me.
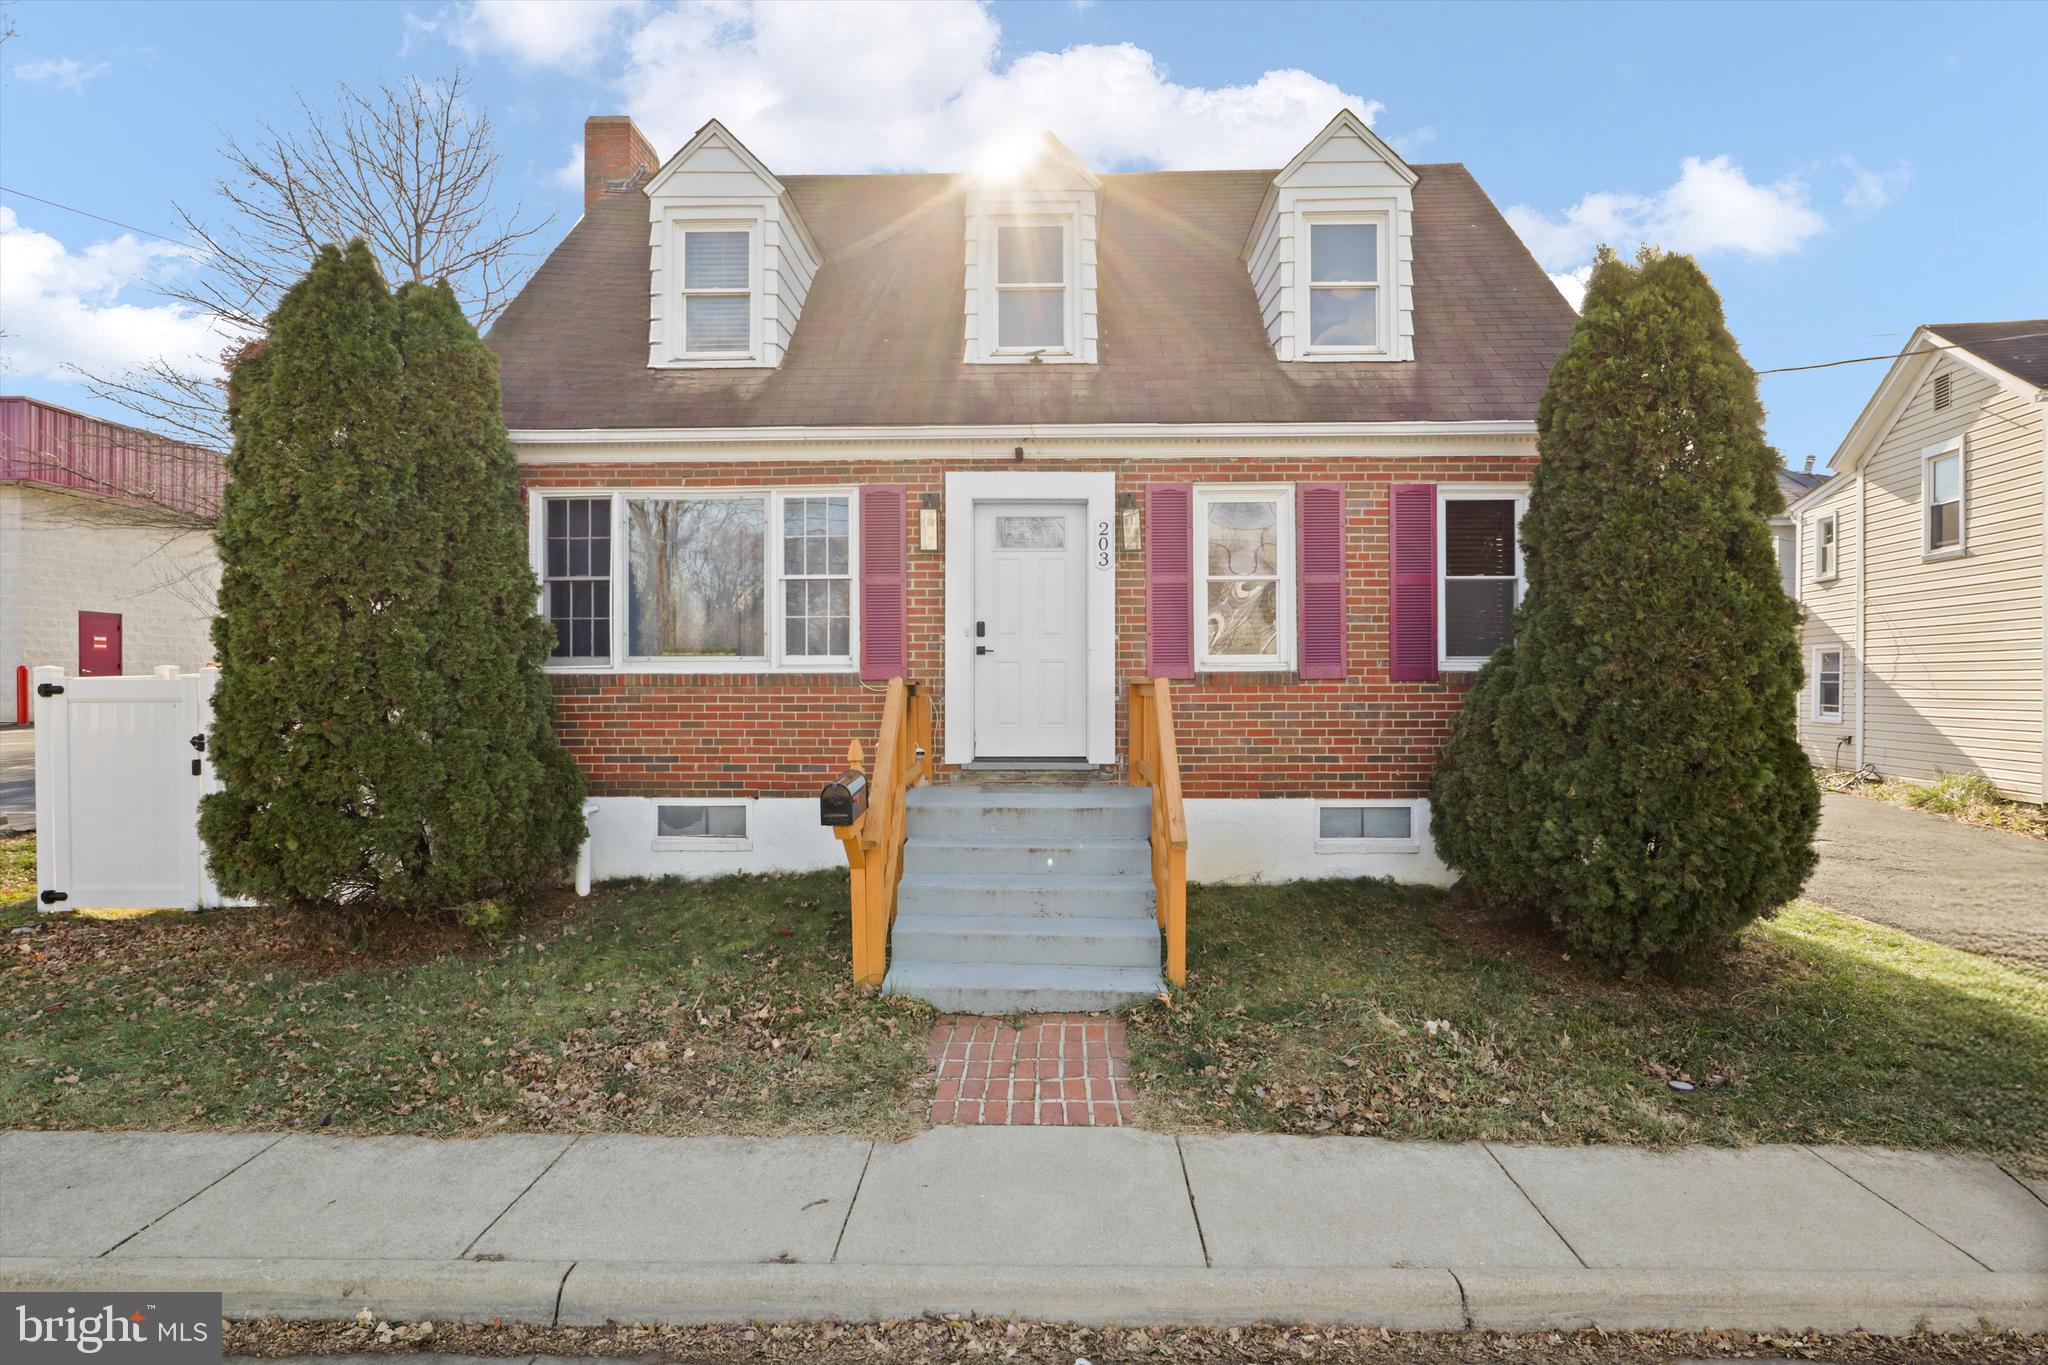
[76,70,550,449]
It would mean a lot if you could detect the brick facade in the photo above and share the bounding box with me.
[526,450,1534,803]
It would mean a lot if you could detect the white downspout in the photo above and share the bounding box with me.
[575,801,600,897]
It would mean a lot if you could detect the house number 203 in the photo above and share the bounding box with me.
[1095,519,1112,568]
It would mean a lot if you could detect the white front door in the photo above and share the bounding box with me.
[971,501,1089,759]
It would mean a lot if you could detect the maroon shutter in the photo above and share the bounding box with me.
[1145,483,1194,679]
[1388,483,1437,681]
[859,485,907,680]
[1296,483,1346,679]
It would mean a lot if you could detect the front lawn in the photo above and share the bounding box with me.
[1128,880,2048,1173]
[6,854,2042,1172]
[0,865,932,1137]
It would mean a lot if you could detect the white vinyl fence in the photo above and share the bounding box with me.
[31,664,225,912]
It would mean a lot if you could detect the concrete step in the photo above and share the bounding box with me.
[890,913,1162,969]
[906,785,1152,842]
[902,836,1151,878]
[882,960,1164,1013]
[896,872,1156,920]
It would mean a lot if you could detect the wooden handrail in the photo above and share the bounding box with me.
[1126,678,1189,987]
[834,677,932,985]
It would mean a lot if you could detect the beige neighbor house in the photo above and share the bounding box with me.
[1787,321,2048,803]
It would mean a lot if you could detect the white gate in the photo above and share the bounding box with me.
[32,664,223,912]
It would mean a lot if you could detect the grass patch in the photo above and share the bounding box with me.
[1829,769,2048,838]
[1127,879,2048,1173]
[0,868,932,1138]
[0,832,33,907]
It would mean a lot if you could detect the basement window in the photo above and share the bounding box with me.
[1316,802,1419,853]
[654,802,750,851]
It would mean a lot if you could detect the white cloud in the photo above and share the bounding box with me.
[454,0,1379,173]
[450,0,647,72]
[551,141,585,191]
[0,207,229,385]
[10,57,112,92]
[1839,156,1913,212]
[1547,266,1592,311]
[1508,156,1827,274]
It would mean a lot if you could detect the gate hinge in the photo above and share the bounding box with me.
[36,682,64,697]
[40,890,67,905]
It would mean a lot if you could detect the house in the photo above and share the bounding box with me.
[1772,463,1832,598]
[1,397,223,717]
[487,111,1574,1006]
[1787,321,2048,803]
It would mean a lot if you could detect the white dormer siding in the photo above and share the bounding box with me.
[963,135,1100,366]
[1244,110,1417,363]
[644,120,822,370]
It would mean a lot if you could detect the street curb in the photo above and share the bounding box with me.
[4,1258,2044,1334]
[1455,1268,2048,1334]
[0,1258,572,1325]
[557,1263,1464,1328]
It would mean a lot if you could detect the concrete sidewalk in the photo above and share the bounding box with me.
[2,1128,2043,1334]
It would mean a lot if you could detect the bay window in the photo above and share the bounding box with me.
[1196,487,1295,670]
[1438,488,1527,670]
[535,488,854,672]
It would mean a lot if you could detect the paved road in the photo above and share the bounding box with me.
[0,725,31,832]
[1807,793,2048,967]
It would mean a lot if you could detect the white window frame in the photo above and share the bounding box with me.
[667,218,762,366]
[989,214,1076,358]
[1314,800,1421,855]
[1194,485,1296,672]
[651,799,753,853]
[1437,484,1529,672]
[1811,646,1844,723]
[530,487,858,676]
[1297,208,1394,360]
[1812,511,1838,582]
[1921,439,1966,560]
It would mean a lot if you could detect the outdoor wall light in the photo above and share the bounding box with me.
[1118,490,1141,552]
[918,492,940,551]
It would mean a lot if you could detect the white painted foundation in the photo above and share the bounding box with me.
[584,796,844,881]
[583,794,1452,887]
[1185,798,1453,886]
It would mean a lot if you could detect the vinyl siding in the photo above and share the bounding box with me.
[1795,479,1858,769]
[1858,359,2045,801]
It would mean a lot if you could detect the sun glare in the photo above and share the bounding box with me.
[969,131,1044,183]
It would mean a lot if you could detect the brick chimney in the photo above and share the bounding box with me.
[583,116,660,210]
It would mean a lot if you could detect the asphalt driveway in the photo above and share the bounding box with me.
[0,725,31,832]
[1805,792,2048,968]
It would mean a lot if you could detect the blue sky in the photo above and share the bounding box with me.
[3,0,2043,466]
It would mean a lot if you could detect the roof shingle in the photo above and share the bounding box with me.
[1926,320,2048,389]
[489,164,1576,431]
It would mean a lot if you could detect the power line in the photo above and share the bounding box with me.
[0,184,196,249]
[1755,330,2048,376]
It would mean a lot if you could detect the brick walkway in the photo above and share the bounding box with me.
[925,1015,1137,1126]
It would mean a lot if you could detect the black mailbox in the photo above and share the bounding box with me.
[820,770,869,827]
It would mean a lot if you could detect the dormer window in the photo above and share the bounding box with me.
[1307,219,1385,352]
[996,223,1069,353]
[680,227,754,357]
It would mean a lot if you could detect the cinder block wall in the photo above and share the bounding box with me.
[1,485,220,680]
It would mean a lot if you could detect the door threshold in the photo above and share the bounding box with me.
[963,758,1097,771]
